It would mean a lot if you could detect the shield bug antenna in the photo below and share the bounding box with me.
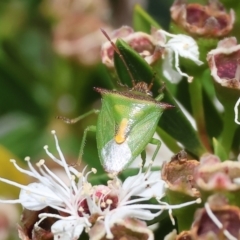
[101,29,163,99]
[57,29,173,174]
[101,28,136,88]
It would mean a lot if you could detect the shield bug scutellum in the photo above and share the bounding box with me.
[58,29,172,174]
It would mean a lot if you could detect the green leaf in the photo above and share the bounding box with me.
[159,91,207,157]
[156,127,181,154]
[214,82,240,155]
[0,112,47,158]
[213,138,228,161]
[114,38,154,88]
[133,4,160,33]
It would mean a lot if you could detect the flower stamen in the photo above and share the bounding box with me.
[234,97,240,124]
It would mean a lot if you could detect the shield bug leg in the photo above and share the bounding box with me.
[78,125,97,165]
[155,83,166,101]
[56,109,99,124]
[140,150,147,167]
[155,92,164,102]
[56,109,99,165]
[149,137,162,163]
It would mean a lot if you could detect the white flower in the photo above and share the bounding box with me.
[87,163,201,239]
[0,130,94,240]
[0,131,202,240]
[154,29,203,83]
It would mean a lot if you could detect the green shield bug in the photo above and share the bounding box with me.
[58,29,172,174]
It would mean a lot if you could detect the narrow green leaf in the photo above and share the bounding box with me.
[213,137,228,161]
[159,91,207,157]
[133,4,160,33]
[114,39,154,87]
[214,81,240,155]
[156,127,181,154]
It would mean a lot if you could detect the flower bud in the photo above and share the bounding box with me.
[19,207,56,240]
[101,26,161,68]
[191,194,240,239]
[161,151,200,231]
[53,14,112,66]
[196,154,240,205]
[207,37,240,89]
[170,0,235,38]
[162,150,200,198]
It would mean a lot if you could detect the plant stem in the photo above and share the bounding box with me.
[219,104,238,155]
[188,77,212,152]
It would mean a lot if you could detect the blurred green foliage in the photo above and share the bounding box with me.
[0,0,114,170]
[1,0,240,239]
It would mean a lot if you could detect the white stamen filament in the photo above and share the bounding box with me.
[173,51,193,82]
[40,163,71,195]
[99,195,201,238]
[119,169,149,203]
[51,131,78,194]
[120,178,163,205]
[10,159,36,178]
[234,97,240,124]
[28,157,77,213]
[115,198,201,212]
[38,212,91,227]
[0,177,61,203]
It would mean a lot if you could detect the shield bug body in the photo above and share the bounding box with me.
[58,30,172,174]
[95,86,170,173]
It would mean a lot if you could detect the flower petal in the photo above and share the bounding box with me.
[51,219,85,240]
[162,51,182,83]
[166,34,203,65]
[123,171,165,198]
[19,183,63,211]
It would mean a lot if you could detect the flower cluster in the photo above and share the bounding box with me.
[0,131,201,239]
[170,0,235,37]
[101,26,203,83]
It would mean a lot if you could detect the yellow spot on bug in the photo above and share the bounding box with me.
[114,104,127,115]
[115,118,128,144]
